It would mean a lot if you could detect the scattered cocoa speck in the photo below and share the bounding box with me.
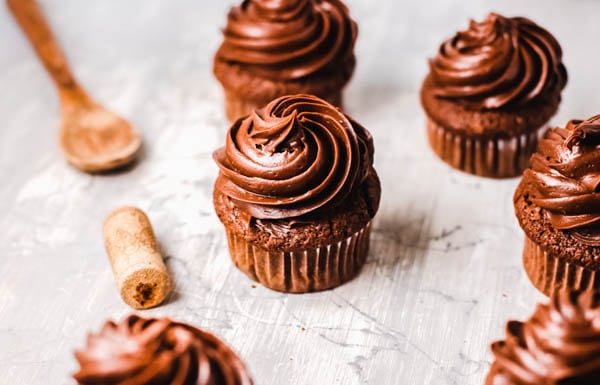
[251,285,257,289]
[301,327,305,331]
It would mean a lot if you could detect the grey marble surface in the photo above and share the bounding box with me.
[1,1,600,384]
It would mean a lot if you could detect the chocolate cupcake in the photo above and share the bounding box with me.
[213,0,357,122]
[73,315,253,385]
[514,115,600,296]
[421,13,567,178]
[213,94,380,293]
[485,290,600,384]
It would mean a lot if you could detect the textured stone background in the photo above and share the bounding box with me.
[1,1,599,384]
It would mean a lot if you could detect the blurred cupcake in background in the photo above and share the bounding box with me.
[485,290,600,384]
[213,0,357,122]
[73,314,253,385]
[421,13,567,178]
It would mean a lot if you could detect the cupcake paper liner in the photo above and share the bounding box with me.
[225,222,371,293]
[523,236,600,296]
[426,118,539,178]
[224,90,342,123]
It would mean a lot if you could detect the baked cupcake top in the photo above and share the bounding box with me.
[73,315,253,385]
[522,115,600,245]
[213,94,377,220]
[486,290,600,385]
[215,0,357,80]
[427,12,567,109]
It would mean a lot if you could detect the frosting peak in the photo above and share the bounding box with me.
[564,114,600,150]
[213,94,375,220]
[248,109,298,154]
[73,315,253,385]
[522,115,600,244]
[215,0,357,80]
[486,290,600,385]
[428,12,567,109]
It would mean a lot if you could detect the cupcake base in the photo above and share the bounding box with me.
[427,118,538,178]
[523,236,600,296]
[225,223,371,293]
[224,90,342,123]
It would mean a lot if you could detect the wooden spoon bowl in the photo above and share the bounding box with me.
[59,90,141,172]
[7,0,141,173]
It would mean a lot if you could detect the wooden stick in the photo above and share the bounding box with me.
[103,207,171,309]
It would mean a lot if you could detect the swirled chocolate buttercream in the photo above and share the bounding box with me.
[486,290,600,385]
[215,0,356,80]
[74,315,253,385]
[429,13,567,109]
[213,94,376,220]
[523,115,600,245]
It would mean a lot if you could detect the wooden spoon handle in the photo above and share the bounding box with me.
[7,0,77,89]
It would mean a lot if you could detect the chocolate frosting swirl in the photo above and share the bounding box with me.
[429,13,567,109]
[213,94,375,220]
[522,115,600,245]
[486,290,600,385]
[73,315,253,385]
[215,0,357,80]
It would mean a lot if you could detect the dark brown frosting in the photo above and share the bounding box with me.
[215,0,357,80]
[213,94,376,220]
[73,315,253,385]
[522,115,600,245]
[428,13,567,109]
[486,290,600,385]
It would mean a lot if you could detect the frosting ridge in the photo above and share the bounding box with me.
[486,290,600,385]
[428,12,567,109]
[215,0,357,80]
[74,315,252,385]
[213,94,375,220]
[523,115,600,244]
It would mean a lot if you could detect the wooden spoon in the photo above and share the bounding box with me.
[7,0,141,172]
